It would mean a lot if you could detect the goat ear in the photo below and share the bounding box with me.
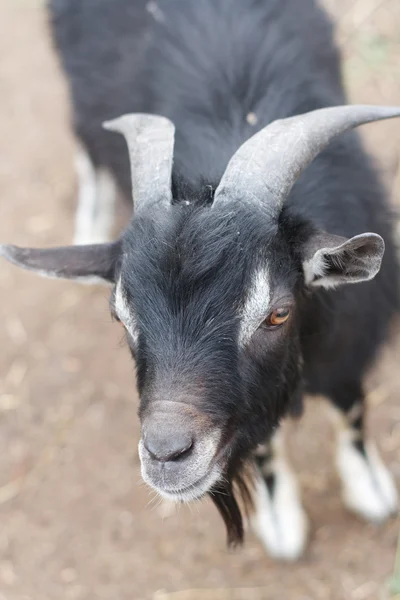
[302,232,385,289]
[0,241,121,284]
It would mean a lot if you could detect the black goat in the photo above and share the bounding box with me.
[1,0,400,559]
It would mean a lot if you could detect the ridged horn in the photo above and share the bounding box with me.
[214,105,400,210]
[103,113,175,212]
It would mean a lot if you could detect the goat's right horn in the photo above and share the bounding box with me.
[213,105,400,212]
[104,113,175,212]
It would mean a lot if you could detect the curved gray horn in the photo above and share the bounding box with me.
[214,105,400,210]
[103,113,175,212]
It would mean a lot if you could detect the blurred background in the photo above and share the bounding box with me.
[0,0,400,599]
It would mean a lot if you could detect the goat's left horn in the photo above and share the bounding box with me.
[213,105,400,210]
[103,113,175,212]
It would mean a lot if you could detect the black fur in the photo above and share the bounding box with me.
[48,0,400,544]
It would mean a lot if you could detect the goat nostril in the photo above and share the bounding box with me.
[143,434,194,463]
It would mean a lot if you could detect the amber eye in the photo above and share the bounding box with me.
[264,307,291,328]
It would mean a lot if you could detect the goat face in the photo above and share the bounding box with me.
[112,203,301,510]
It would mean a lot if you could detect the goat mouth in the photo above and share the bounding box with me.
[143,463,222,503]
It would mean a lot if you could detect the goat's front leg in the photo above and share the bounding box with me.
[328,382,398,522]
[250,429,308,561]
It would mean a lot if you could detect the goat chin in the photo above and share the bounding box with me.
[142,463,223,504]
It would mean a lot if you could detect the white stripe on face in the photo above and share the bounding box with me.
[239,268,271,345]
[115,277,138,343]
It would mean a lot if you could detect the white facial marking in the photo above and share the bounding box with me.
[251,432,308,560]
[239,268,271,345]
[115,277,138,343]
[74,146,117,245]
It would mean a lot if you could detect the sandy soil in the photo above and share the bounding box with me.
[1,1,400,599]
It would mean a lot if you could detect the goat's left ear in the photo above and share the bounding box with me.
[302,232,385,289]
[0,241,121,284]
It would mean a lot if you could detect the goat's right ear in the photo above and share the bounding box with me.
[0,241,121,284]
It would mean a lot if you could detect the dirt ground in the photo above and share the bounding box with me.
[1,1,400,599]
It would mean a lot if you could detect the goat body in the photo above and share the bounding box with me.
[5,0,399,554]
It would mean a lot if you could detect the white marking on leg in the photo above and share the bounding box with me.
[336,430,398,523]
[73,147,117,245]
[73,147,97,244]
[326,400,398,522]
[251,432,308,561]
[92,169,117,242]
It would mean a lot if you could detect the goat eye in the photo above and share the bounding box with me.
[264,307,290,328]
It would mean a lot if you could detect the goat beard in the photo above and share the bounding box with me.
[208,459,255,547]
